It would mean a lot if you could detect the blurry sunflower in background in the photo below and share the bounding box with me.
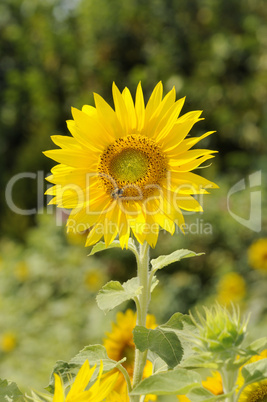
[248,239,267,273]
[216,272,246,306]
[103,309,156,398]
[44,82,218,248]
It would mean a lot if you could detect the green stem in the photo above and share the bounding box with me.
[117,363,133,395]
[131,241,150,402]
[220,368,238,402]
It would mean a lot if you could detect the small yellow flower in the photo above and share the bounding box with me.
[103,309,156,397]
[248,239,267,272]
[44,82,218,249]
[216,272,246,306]
[0,332,17,352]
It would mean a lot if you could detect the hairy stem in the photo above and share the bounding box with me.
[130,241,150,402]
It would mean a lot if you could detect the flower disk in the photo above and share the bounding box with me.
[44,82,218,248]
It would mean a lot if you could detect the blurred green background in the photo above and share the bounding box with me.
[0,0,267,395]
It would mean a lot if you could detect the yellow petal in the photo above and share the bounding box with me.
[135,82,145,131]
[112,82,129,133]
[53,374,65,402]
[122,87,137,131]
[94,93,123,138]
[50,135,82,150]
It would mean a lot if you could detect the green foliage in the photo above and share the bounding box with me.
[133,312,195,369]
[0,379,24,401]
[241,358,267,386]
[151,249,204,273]
[133,325,183,369]
[89,239,137,256]
[185,387,233,402]
[96,278,143,314]
[130,368,201,395]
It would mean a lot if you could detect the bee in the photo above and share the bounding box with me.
[111,187,124,199]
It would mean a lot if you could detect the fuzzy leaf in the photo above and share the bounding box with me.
[186,387,233,401]
[181,354,218,369]
[88,240,123,255]
[247,337,267,353]
[96,278,142,314]
[0,379,24,401]
[130,368,201,395]
[151,249,204,272]
[88,239,137,256]
[241,358,267,384]
[133,325,183,369]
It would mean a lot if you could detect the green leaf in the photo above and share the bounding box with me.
[130,368,201,395]
[150,275,159,293]
[96,278,143,314]
[88,240,122,255]
[162,312,195,332]
[88,238,137,256]
[247,337,267,353]
[151,249,204,272]
[133,325,183,369]
[186,387,233,402]
[0,379,24,401]
[147,351,168,373]
[241,358,267,385]
[46,344,124,393]
[181,354,218,370]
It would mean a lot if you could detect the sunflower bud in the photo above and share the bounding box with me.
[190,304,249,356]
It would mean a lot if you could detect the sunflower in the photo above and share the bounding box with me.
[103,309,156,396]
[44,82,218,248]
[28,360,118,402]
[239,380,267,402]
[216,272,246,306]
[248,239,267,273]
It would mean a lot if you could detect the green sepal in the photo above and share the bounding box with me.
[151,249,204,273]
[130,368,201,395]
[46,344,125,393]
[96,277,143,314]
[0,379,24,401]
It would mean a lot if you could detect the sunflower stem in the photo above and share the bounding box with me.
[131,241,150,402]
[220,368,238,402]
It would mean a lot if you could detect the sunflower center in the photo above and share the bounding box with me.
[98,134,168,200]
[248,385,267,402]
[110,149,148,182]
